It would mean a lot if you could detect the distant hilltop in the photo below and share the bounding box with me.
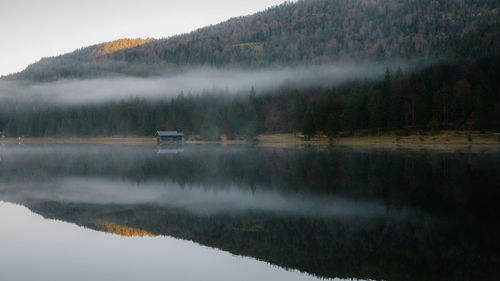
[4,0,500,81]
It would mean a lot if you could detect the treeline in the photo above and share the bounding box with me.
[1,57,499,138]
[9,0,500,81]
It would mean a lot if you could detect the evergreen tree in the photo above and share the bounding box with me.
[325,114,339,140]
[380,68,392,128]
[475,87,492,132]
[302,109,316,139]
[289,89,304,134]
[389,90,404,129]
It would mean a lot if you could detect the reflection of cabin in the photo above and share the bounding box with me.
[156,147,184,154]
[155,131,184,144]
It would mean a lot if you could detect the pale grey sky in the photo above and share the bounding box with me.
[0,0,286,76]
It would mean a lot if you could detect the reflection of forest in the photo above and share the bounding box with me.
[28,201,500,281]
[1,144,498,217]
[0,144,499,280]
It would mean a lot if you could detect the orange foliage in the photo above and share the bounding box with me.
[90,38,155,57]
[97,221,156,237]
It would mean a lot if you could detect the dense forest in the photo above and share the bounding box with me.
[4,0,500,81]
[1,55,499,138]
[0,0,499,137]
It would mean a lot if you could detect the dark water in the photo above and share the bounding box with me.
[0,144,499,281]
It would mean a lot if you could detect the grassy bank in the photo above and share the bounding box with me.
[2,131,499,151]
[258,131,500,144]
[256,131,500,152]
[1,136,156,145]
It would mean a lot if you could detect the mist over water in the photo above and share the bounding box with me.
[0,62,414,104]
[0,177,404,218]
[0,144,415,218]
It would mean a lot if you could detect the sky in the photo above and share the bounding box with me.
[0,0,286,76]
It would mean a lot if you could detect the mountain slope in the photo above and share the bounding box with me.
[89,38,155,57]
[6,0,500,81]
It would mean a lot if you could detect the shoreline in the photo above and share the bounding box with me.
[2,131,499,152]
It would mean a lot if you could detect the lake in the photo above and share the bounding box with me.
[0,143,499,281]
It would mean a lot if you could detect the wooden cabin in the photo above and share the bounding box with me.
[155,131,184,144]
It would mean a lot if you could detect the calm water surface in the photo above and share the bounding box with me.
[0,144,499,281]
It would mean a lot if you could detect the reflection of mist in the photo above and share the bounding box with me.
[0,62,413,104]
[0,177,409,218]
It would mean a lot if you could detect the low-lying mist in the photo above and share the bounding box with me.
[0,177,414,219]
[0,62,414,104]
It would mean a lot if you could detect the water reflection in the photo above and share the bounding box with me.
[156,144,184,154]
[0,201,335,281]
[0,177,411,217]
[0,144,499,281]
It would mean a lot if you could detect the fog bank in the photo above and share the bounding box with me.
[0,62,413,104]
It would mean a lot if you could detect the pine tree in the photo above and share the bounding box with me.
[325,114,339,139]
[302,109,316,139]
[289,89,304,135]
[380,68,392,129]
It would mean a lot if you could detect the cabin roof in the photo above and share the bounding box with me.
[156,130,184,137]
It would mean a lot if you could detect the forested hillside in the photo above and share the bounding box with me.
[1,0,499,137]
[6,0,500,81]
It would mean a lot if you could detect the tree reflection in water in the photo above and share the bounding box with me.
[0,144,499,281]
